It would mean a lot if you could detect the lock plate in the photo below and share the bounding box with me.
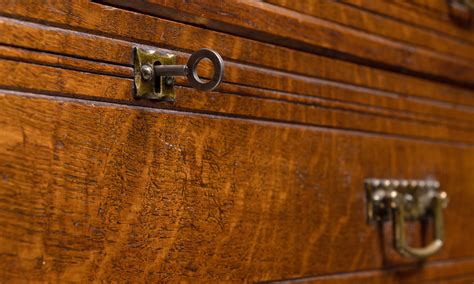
[133,47,176,101]
[365,179,446,223]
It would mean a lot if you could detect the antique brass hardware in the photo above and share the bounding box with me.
[133,48,224,101]
[365,179,448,259]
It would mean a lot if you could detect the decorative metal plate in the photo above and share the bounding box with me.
[365,178,446,223]
[133,47,176,101]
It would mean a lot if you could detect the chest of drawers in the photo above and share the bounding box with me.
[1,0,474,282]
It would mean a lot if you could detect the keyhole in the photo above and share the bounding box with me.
[153,61,162,93]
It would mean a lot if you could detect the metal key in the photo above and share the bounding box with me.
[153,49,224,91]
[134,48,225,101]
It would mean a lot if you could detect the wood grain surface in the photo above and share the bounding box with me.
[2,7,473,109]
[3,57,474,145]
[1,91,474,282]
[2,16,474,121]
[340,0,474,43]
[273,258,474,283]
[98,0,474,85]
[1,0,474,282]
[264,0,474,61]
[392,0,450,17]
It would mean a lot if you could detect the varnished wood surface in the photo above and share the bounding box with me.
[3,57,474,145]
[1,91,474,281]
[392,0,451,18]
[272,258,474,283]
[1,0,474,282]
[340,0,474,43]
[2,7,474,109]
[100,0,474,85]
[2,16,474,120]
[264,0,473,61]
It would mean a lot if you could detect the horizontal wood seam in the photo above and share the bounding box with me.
[351,1,473,46]
[1,88,473,148]
[2,12,473,112]
[263,0,474,62]
[0,43,132,78]
[96,0,474,88]
[262,256,474,283]
[390,0,446,19]
[421,273,474,284]
[3,53,474,136]
[0,11,193,62]
[339,1,473,45]
[215,83,474,131]
[4,42,474,129]
[4,51,474,142]
[225,62,474,113]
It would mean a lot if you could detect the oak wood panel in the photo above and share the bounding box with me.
[4,42,474,135]
[0,17,133,66]
[3,58,474,144]
[1,91,474,281]
[2,38,474,128]
[264,0,474,62]
[0,45,131,78]
[390,0,448,20]
[340,0,474,44]
[99,0,474,85]
[0,38,471,129]
[393,0,450,18]
[437,276,474,283]
[1,0,473,282]
[2,14,474,115]
[3,1,474,88]
[4,20,474,130]
[271,258,474,283]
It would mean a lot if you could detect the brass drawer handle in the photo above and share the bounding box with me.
[365,179,448,259]
[394,189,446,258]
[133,47,224,102]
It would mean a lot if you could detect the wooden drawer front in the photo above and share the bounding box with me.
[338,0,474,40]
[1,91,474,282]
[267,0,474,44]
[96,0,474,85]
[1,0,474,282]
[1,16,474,145]
[2,2,474,99]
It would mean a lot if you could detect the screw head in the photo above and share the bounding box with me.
[164,76,175,86]
[141,64,153,81]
